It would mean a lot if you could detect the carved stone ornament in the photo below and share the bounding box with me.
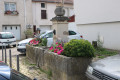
[55,6,65,16]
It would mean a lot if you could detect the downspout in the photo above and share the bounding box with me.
[23,0,27,29]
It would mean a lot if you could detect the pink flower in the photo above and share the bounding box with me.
[56,42,58,44]
[58,45,62,48]
[60,49,64,52]
[49,46,53,50]
[57,51,61,55]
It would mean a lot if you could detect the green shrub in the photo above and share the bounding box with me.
[63,39,95,57]
[41,38,47,46]
[24,29,33,38]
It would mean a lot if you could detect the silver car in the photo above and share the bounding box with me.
[86,54,120,80]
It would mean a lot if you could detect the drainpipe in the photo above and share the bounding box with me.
[62,0,64,6]
[23,0,27,29]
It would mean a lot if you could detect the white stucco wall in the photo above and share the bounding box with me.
[74,0,120,24]
[68,22,77,32]
[78,22,120,50]
[74,0,120,50]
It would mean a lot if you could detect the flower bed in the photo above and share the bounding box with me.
[26,39,95,80]
[26,45,92,80]
[29,38,47,47]
[49,42,64,55]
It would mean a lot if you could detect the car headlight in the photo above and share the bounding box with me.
[19,43,27,46]
[87,66,93,74]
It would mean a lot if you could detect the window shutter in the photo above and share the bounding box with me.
[41,10,47,19]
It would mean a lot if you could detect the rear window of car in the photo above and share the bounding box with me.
[10,70,31,80]
[0,33,14,39]
[0,75,8,80]
[69,31,77,35]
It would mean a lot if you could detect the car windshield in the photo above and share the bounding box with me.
[0,33,14,39]
[40,32,46,36]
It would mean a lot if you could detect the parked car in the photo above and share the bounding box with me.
[0,32,16,47]
[17,38,33,53]
[86,54,120,80]
[0,61,31,80]
[17,30,83,53]
[36,30,83,47]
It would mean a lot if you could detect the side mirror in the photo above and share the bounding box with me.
[53,29,56,35]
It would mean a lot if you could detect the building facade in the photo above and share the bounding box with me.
[0,0,33,40]
[32,0,74,33]
[74,0,120,50]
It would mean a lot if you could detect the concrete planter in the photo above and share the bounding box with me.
[26,45,92,80]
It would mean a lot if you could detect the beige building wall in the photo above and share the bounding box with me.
[32,2,73,33]
[0,0,33,40]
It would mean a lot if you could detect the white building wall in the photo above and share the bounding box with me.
[74,0,120,24]
[74,0,120,50]
[68,22,77,32]
[32,2,74,28]
[78,22,120,50]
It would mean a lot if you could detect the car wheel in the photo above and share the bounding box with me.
[13,45,16,47]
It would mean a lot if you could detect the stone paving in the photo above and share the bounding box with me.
[0,47,50,80]
[11,56,50,80]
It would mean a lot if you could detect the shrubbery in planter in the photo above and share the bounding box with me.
[63,39,95,57]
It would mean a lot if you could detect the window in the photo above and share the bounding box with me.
[5,27,7,30]
[41,3,45,8]
[5,2,16,11]
[69,31,76,35]
[41,10,47,19]
[11,27,12,30]
[0,33,14,39]
[45,32,53,38]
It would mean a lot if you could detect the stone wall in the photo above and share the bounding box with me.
[26,45,91,80]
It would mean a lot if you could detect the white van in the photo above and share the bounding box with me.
[0,32,16,47]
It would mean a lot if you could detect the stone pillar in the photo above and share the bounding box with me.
[52,20,69,43]
[51,6,69,44]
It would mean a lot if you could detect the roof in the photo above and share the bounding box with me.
[32,0,73,4]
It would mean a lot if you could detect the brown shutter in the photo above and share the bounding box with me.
[41,10,47,19]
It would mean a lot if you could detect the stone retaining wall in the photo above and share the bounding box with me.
[26,45,91,80]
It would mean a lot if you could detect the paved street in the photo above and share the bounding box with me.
[0,46,21,61]
[0,46,49,80]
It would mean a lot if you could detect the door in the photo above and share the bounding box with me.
[2,25,21,40]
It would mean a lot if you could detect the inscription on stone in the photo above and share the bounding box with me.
[63,31,69,35]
